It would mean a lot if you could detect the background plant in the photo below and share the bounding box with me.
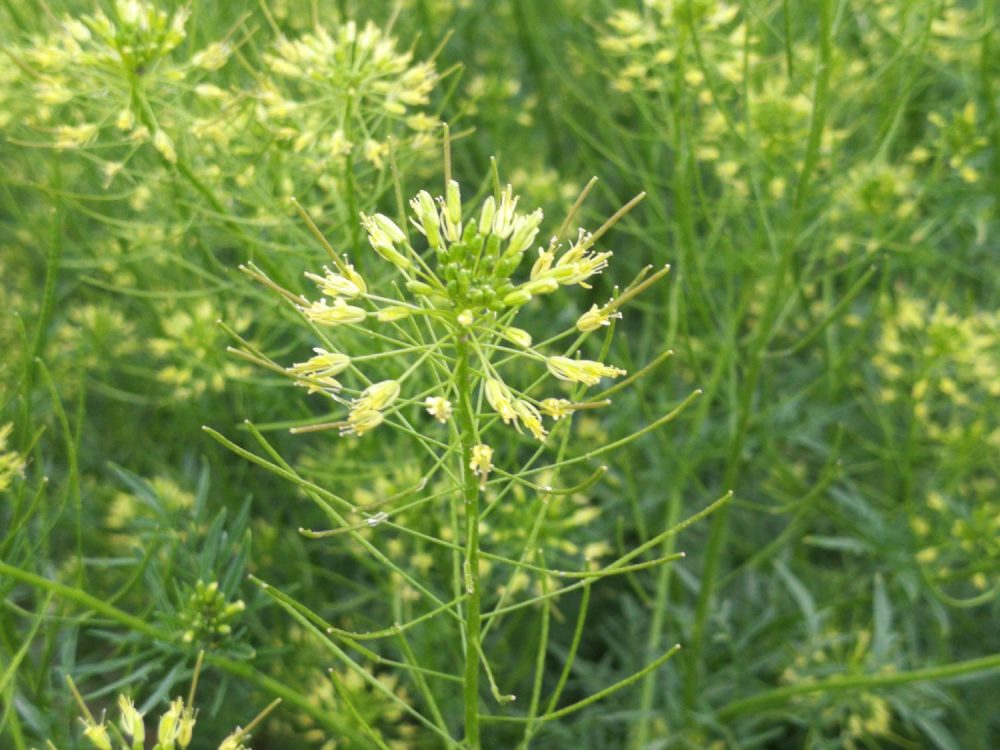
[2,0,999,748]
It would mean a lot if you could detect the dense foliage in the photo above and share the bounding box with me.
[2,1,998,748]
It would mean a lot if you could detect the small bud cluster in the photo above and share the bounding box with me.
[178,580,246,645]
[406,181,614,313]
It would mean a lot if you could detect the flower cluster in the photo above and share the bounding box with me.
[874,294,1000,593]
[254,176,642,445]
[67,692,258,750]
[1,4,439,217]
[780,628,894,748]
[874,295,1000,447]
[263,20,438,142]
[149,300,253,400]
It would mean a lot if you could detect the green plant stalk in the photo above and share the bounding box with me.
[685,0,834,715]
[456,334,482,749]
[717,652,1000,720]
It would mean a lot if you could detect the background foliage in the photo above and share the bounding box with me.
[1,0,998,748]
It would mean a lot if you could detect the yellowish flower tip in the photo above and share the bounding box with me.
[457,309,475,327]
[540,398,575,420]
[118,696,145,746]
[376,305,412,322]
[157,697,186,749]
[361,213,411,270]
[354,380,401,412]
[153,129,178,163]
[341,408,385,436]
[82,722,112,750]
[54,123,98,150]
[514,399,547,440]
[177,705,198,749]
[484,377,518,426]
[298,298,367,326]
[546,356,626,386]
[576,302,623,332]
[217,728,248,750]
[305,266,365,297]
[288,347,350,393]
[424,396,453,423]
[115,109,135,131]
[500,326,532,348]
[469,443,494,488]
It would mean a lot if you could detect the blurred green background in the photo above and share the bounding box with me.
[1,0,998,748]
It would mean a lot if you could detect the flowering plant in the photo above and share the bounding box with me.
[211,137,724,748]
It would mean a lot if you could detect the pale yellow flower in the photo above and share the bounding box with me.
[354,380,401,412]
[82,723,112,750]
[514,400,546,440]
[469,444,494,488]
[342,409,385,436]
[306,266,366,298]
[540,398,575,420]
[118,696,145,745]
[576,303,622,332]
[288,348,350,392]
[299,299,367,326]
[546,356,626,386]
[425,396,452,423]
[484,378,518,425]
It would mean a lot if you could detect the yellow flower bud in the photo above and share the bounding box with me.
[83,723,112,750]
[576,303,622,332]
[118,696,145,746]
[540,398,575,420]
[299,299,367,326]
[354,380,401,412]
[342,408,384,436]
[484,378,518,425]
[153,129,178,164]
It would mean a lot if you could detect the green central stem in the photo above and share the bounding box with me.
[456,334,482,749]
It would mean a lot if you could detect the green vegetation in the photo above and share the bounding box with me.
[1,1,998,748]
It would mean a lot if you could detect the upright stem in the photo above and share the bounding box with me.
[456,334,482,749]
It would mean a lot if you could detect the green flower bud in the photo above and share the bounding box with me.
[446,179,462,225]
[479,196,496,232]
[406,279,434,296]
[521,277,559,295]
[503,289,532,306]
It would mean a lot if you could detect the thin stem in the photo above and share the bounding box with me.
[455,333,482,749]
[717,652,1000,720]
